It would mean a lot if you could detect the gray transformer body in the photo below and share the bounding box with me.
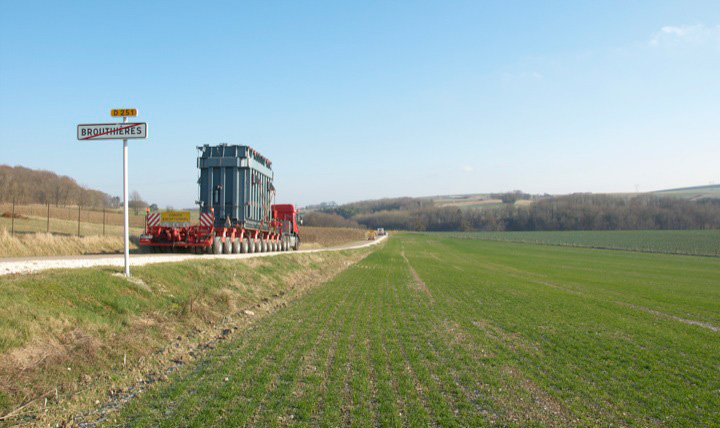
[197,144,275,230]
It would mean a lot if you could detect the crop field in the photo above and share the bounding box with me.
[437,229,720,257]
[299,226,369,248]
[117,234,720,426]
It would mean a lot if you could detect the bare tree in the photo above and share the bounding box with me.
[129,191,148,215]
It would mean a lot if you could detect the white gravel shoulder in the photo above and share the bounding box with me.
[0,235,388,277]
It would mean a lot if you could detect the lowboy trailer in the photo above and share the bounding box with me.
[139,144,300,254]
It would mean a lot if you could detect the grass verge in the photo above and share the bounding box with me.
[0,245,375,425]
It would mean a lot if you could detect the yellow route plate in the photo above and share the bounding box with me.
[111,108,138,117]
[161,212,191,222]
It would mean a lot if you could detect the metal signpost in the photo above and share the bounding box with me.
[77,110,148,277]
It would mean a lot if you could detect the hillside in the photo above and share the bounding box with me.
[306,192,720,232]
[0,165,114,208]
[653,184,720,201]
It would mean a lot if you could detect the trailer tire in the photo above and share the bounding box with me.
[223,238,232,254]
[213,237,223,254]
[248,240,255,253]
[232,238,240,254]
[241,238,249,253]
[293,237,300,251]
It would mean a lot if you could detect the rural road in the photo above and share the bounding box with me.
[0,235,388,276]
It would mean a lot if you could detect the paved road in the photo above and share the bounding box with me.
[0,235,388,276]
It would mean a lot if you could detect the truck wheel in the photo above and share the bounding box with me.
[213,237,222,254]
[260,240,267,252]
[293,237,300,251]
[223,238,232,254]
[241,237,249,253]
[248,240,255,253]
[232,238,240,254]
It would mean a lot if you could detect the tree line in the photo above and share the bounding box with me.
[309,193,720,232]
[0,165,117,208]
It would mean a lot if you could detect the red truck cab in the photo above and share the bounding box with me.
[272,204,301,250]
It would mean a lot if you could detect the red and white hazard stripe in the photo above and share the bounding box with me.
[199,212,214,227]
[147,213,161,227]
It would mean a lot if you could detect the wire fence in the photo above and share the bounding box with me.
[0,200,146,237]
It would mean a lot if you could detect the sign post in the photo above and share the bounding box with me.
[122,116,130,277]
[78,110,147,277]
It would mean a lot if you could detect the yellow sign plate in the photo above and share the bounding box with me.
[111,108,138,117]
[160,211,191,222]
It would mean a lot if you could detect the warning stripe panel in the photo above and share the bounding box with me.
[199,213,214,227]
[147,213,161,227]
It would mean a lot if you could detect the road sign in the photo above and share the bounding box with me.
[77,111,149,278]
[111,108,138,117]
[160,211,191,227]
[77,123,148,140]
[161,211,191,223]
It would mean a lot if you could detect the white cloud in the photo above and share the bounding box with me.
[461,165,473,173]
[649,24,720,47]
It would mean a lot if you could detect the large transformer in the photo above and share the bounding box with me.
[197,144,275,230]
[139,144,300,254]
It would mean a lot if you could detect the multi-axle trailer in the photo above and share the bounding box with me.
[139,144,300,254]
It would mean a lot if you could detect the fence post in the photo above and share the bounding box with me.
[77,205,81,237]
[47,202,50,233]
[11,196,15,236]
[103,210,106,236]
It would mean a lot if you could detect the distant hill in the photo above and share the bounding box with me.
[307,191,720,232]
[653,184,720,201]
[0,165,115,208]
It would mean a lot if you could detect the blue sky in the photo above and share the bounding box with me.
[1,1,719,207]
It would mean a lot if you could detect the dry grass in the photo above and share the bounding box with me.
[0,203,147,228]
[0,229,136,258]
[299,226,369,248]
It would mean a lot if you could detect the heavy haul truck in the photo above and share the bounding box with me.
[139,144,300,254]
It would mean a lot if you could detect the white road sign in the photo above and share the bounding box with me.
[77,122,148,140]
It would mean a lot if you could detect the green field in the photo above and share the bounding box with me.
[117,234,720,426]
[436,229,720,257]
[653,184,720,200]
